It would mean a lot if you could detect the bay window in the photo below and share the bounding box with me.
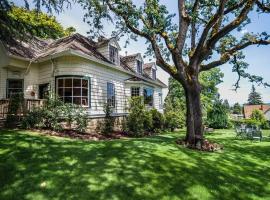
[56,76,90,107]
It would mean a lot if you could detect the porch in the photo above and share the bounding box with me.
[0,99,45,119]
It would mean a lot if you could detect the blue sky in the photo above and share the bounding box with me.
[15,1,270,105]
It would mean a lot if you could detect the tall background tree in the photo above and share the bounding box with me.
[78,0,270,147]
[0,0,73,41]
[247,85,263,105]
[165,68,223,124]
[232,103,242,114]
[8,6,76,39]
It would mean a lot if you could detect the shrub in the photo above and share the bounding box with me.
[163,97,185,132]
[250,109,265,122]
[164,111,184,132]
[22,95,88,132]
[232,119,260,127]
[207,100,229,129]
[261,121,270,129]
[143,110,153,133]
[150,109,164,132]
[126,97,146,136]
[101,103,115,134]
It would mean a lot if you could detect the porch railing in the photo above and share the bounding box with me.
[0,99,46,119]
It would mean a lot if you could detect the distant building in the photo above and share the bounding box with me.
[243,104,270,121]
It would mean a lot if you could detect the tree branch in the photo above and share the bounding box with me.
[176,0,190,53]
[205,0,256,53]
[200,38,270,71]
[256,0,270,12]
[191,0,228,62]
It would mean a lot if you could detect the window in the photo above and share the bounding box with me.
[158,93,163,109]
[131,87,140,97]
[39,83,50,99]
[107,82,115,107]
[56,77,90,107]
[7,79,23,98]
[136,60,142,74]
[109,45,118,64]
[152,68,157,80]
[144,88,154,106]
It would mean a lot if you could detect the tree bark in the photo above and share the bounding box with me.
[184,78,204,147]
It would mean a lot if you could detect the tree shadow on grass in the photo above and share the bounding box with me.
[0,130,269,200]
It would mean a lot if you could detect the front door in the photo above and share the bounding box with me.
[39,84,50,99]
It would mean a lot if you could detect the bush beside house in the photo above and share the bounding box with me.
[22,95,88,132]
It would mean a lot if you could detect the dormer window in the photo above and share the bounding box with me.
[136,60,143,74]
[109,45,118,64]
[152,68,157,80]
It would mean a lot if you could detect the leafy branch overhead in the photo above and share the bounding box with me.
[79,0,270,88]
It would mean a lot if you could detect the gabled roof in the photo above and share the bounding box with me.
[37,34,110,62]
[243,104,270,118]
[121,53,142,63]
[96,36,121,49]
[143,62,156,70]
[1,37,48,59]
[1,33,167,88]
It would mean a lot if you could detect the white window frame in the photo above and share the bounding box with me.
[158,93,163,109]
[152,68,157,80]
[136,60,143,74]
[131,87,140,97]
[56,76,90,107]
[143,87,154,107]
[109,45,119,64]
[107,82,116,107]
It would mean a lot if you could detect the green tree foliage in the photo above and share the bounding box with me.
[126,97,147,136]
[232,103,242,114]
[7,6,76,39]
[250,110,266,125]
[247,85,263,105]
[166,68,223,122]
[101,103,115,134]
[207,99,230,129]
[163,97,185,132]
[0,0,73,41]
[223,99,230,112]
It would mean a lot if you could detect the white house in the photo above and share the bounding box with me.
[0,34,167,124]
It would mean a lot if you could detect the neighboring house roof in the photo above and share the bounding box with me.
[243,104,270,118]
[1,33,167,88]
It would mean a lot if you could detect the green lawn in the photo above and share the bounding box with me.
[0,129,270,200]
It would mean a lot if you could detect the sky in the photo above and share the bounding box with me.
[14,1,270,105]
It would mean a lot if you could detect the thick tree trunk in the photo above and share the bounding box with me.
[184,80,204,148]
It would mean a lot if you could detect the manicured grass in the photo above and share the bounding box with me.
[0,129,270,200]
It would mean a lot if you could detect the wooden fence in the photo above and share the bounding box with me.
[0,99,45,119]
